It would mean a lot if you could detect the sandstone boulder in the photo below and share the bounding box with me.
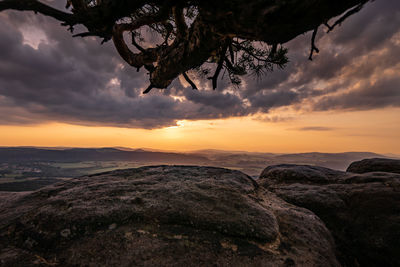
[347,158,400,174]
[0,166,339,266]
[259,164,400,266]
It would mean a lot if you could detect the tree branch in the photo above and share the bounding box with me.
[143,84,154,94]
[112,9,170,69]
[73,32,96,38]
[325,2,366,33]
[182,72,198,90]
[232,41,278,63]
[208,44,228,90]
[228,43,235,62]
[308,27,319,61]
[131,33,146,52]
[0,0,78,25]
[0,0,370,91]
[69,0,87,12]
[173,6,188,39]
[269,44,277,58]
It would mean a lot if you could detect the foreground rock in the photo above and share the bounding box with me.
[0,166,339,266]
[347,158,400,174]
[260,164,400,266]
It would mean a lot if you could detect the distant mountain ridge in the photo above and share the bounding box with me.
[275,152,383,158]
[0,147,390,174]
[0,147,209,164]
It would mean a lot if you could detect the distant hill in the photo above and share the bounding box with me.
[0,147,209,164]
[0,147,392,192]
[0,147,389,176]
[190,149,277,156]
[273,152,386,170]
[275,152,383,160]
[187,151,388,175]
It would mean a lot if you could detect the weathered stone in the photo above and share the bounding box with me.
[347,158,400,174]
[259,164,400,266]
[259,164,345,187]
[0,166,339,266]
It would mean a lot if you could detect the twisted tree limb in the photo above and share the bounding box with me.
[0,0,78,25]
[325,1,368,33]
[0,0,372,92]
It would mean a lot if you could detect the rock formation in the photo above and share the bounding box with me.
[0,166,339,266]
[347,158,400,174]
[1,158,399,266]
[259,160,400,266]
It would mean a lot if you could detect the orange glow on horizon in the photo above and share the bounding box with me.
[0,108,399,154]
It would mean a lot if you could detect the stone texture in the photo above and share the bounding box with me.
[0,166,339,267]
[347,158,400,174]
[259,164,345,187]
[259,164,400,267]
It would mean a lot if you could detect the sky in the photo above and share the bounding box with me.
[0,0,399,153]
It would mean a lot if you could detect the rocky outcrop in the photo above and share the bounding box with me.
[259,164,345,187]
[0,166,339,267]
[347,158,400,174]
[259,164,400,267]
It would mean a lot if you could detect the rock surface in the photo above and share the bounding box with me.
[347,158,400,174]
[259,164,400,267]
[0,166,339,267]
[259,164,345,187]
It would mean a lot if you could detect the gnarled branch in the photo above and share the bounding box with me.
[0,0,78,25]
[0,0,371,92]
[325,2,367,33]
[111,8,170,69]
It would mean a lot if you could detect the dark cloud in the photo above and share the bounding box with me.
[0,0,399,128]
[314,76,400,111]
[246,0,400,114]
[248,90,299,111]
[294,127,336,132]
[0,11,250,128]
[253,115,294,123]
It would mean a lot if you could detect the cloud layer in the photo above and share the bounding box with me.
[0,0,399,128]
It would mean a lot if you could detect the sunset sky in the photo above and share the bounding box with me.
[0,0,399,154]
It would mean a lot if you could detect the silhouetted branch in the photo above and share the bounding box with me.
[325,2,366,33]
[182,72,198,90]
[73,32,96,38]
[131,33,146,52]
[0,0,78,25]
[309,27,320,61]
[229,43,235,62]
[269,44,277,58]
[112,8,170,69]
[209,45,228,90]
[143,84,154,94]
[0,0,370,91]
[172,6,188,39]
